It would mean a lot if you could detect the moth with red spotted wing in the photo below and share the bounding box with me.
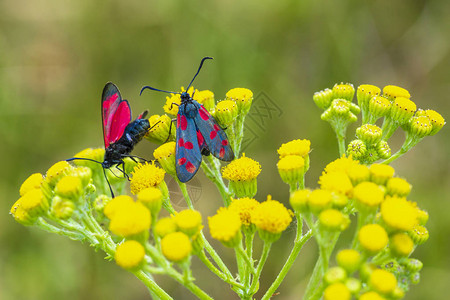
[141,57,234,182]
[68,82,152,196]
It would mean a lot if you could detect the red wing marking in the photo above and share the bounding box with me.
[178,157,187,165]
[199,107,209,120]
[186,162,196,173]
[197,130,204,146]
[210,131,217,139]
[219,148,225,158]
[184,141,194,149]
[222,140,228,146]
[213,124,220,131]
[180,115,188,130]
[178,138,185,147]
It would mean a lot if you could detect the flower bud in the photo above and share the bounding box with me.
[154,217,177,238]
[369,96,391,120]
[20,173,44,197]
[389,97,416,125]
[277,155,305,186]
[153,142,176,176]
[137,187,163,216]
[369,269,397,295]
[345,278,361,295]
[290,189,311,213]
[324,266,347,284]
[333,83,355,102]
[319,209,350,231]
[386,177,411,197]
[93,194,111,212]
[346,140,367,160]
[336,249,361,274]
[51,195,75,219]
[193,89,215,112]
[358,224,388,254]
[72,148,104,169]
[408,224,429,245]
[324,283,351,300]
[390,233,414,257]
[45,161,73,187]
[404,258,423,273]
[208,208,242,247]
[115,240,146,270]
[222,154,261,198]
[313,88,333,110]
[369,164,395,185]
[356,124,383,145]
[357,84,381,109]
[174,209,203,237]
[55,175,83,201]
[422,109,445,135]
[376,141,391,159]
[145,114,176,144]
[308,189,332,214]
[214,100,238,127]
[70,167,92,188]
[226,88,253,115]
[383,85,410,101]
[407,115,432,138]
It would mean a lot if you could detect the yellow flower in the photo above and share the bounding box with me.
[290,189,311,213]
[324,282,351,300]
[346,164,370,186]
[137,187,162,215]
[423,109,445,135]
[164,86,194,116]
[214,100,238,127]
[71,166,92,187]
[358,224,388,254]
[130,162,165,195]
[308,189,332,214]
[226,88,253,114]
[324,266,347,285]
[336,249,361,273]
[228,197,260,226]
[10,199,34,225]
[153,141,176,176]
[193,89,215,112]
[106,197,151,238]
[368,96,391,119]
[319,209,349,231]
[146,114,175,144]
[332,83,355,101]
[407,115,432,138]
[174,209,203,237]
[18,188,48,217]
[103,195,135,219]
[353,182,384,210]
[208,208,242,247]
[357,84,381,108]
[319,171,353,197]
[277,139,311,158]
[369,164,395,185]
[369,269,397,295]
[115,240,146,270]
[408,224,429,245]
[382,85,410,101]
[381,196,418,231]
[154,217,177,238]
[71,148,105,169]
[251,196,293,242]
[55,175,83,201]
[46,161,73,186]
[324,156,361,175]
[359,291,386,300]
[389,97,416,124]
[161,232,192,262]
[277,155,305,185]
[20,173,44,197]
[386,177,411,197]
[222,154,261,198]
[390,233,414,257]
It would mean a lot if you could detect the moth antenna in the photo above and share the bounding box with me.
[66,157,103,164]
[186,56,213,91]
[140,86,179,96]
[103,167,115,197]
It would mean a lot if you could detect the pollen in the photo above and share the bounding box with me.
[174,209,203,237]
[358,224,388,253]
[228,197,260,226]
[161,232,192,262]
[381,196,418,231]
[277,139,311,158]
[369,269,398,295]
[164,86,194,116]
[222,154,261,181]
[115,240,146,269]
[353,182,384,209]
[208,208,242,247]
[369,164,395,185]
[251,196,293,234]
[20,173,44,197]
[383,85,410,100]
[130,162,165,195]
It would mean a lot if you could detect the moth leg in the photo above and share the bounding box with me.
[169,102,180,111]
[121,154,148,163]
[163,118,177,143]
[116,163,130,181]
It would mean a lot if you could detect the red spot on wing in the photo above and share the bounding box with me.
[184,141,194,149]
[213,124,220,131]
[222,140,229,146]
[186,161,196,173]
[178,157,187,165]
[210,131,217,140]
[219,148,225,158]
[197,130,204,146]
[180,115,188,130]
[178,138,185,147]
[199,107,209,120]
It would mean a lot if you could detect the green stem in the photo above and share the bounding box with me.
[177,181,194,209]
[236,243,255,274]
[243,230,255,286]
[261,229,313,300]
[36,218,85,240]
[199,232,234,280]
[132,269,173,300]
[248,241,272,297]
[337,133,346,157]
[203,156,232,206]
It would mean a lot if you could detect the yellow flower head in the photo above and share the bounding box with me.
[389,97,416,124]
[70,166,92,187]
[130,162,165,195]
[382,85,410,101]
[164,86,194,115]
[146,114,175,144]
[153,142,176,176]
[336,249,361,273]
[226,88,253,114]
[18,188,48,217]
[369,96,391,119]
[115,240,145,270]
[319,209,349,231]
[103,195,135,219]
[358,224,388,254]
[208,208,242,247]
[20,173,44,197]
[228,197,260,226]
[137,187,162,214]
[324,282,351,300]
[174,209,203,237]
[422,109,445,135]
[407,115,432,138]
[346,164,370,186]
[324,156,361,174]
[290,189,311,213]
[369,269,397,295]
[46,161,73,186]
[308,189,332,214]
[386,177,411,197]
[381,196,418,231]
[193,89,215,112]
[277,155,305,185]
[353,182,385,209]
[161,232,192,262]
[55,175,83,201]
[390,233,414,257]
[357,84,381,108]
[222,154,261,182]
[251,196,293,242]
[214,100,238,127]
[369,164,395,185]
[277,139,311,158]
[72,148,105,169]
[319,171,353,197]
[10,199,34,225]
[332,83,355,101]
[154,217,178,238]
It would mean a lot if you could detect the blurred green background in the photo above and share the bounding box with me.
[1,0,449,299]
